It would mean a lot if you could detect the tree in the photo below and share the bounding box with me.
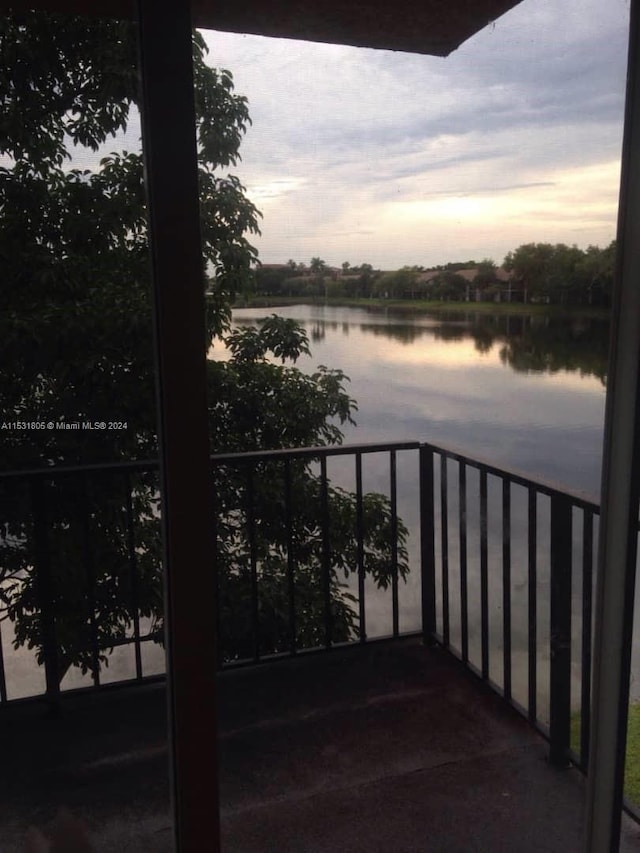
[0,14,260,471]
[505,241,618,307]
[357,263,375,297]
[546,243,584,305]
[429,270,468,301]
[445,259,476,271]
[309,257,327,275]
[576,242,616,306]
[373,267,418,299]
[474,258,497,289]
[0,13,406,677]
[504,243,555,304]
[208,316,408,658]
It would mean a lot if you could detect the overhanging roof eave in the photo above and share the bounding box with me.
[3,0,523,56]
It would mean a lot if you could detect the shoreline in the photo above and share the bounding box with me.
[233,295,611,320]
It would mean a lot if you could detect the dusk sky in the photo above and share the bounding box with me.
[201,0,630,270]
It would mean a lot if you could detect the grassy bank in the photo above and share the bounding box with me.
[571,703,640,805]
[235,295,610,320]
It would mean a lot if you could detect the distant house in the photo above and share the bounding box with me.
[415,270,441,285]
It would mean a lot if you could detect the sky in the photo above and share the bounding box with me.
[199,0,630,270]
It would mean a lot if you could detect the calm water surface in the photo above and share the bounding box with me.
[5,304,616,706]
[228,304,617,712]
[231,303,609,496]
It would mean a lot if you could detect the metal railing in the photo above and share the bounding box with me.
[0,459,165,706]
[210,442,421,664]
[0,441,423,705]
[0,439,615,785]
[418,441,601,773]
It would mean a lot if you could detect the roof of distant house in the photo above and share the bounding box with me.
[416,266,513,284]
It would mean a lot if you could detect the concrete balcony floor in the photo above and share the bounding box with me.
[1,639,640,852]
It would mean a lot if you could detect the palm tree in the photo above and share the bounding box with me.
[310,257,327,274]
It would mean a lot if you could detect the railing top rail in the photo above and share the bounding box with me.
[0,457,160,481]
[0,438,601,512]
[420,439,600,511]
[210,440,421,464]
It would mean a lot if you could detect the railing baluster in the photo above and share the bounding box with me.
[503,479,512,701]
[320,456,332,648]
[0,480,12,702]
[549,493,572,766]
[356,453,366,642]
[459,461,468,663]
[0,481,10,704]
[390,450,399,637]
[245,464,260,662]
[0,608,7,704]
[124,472,143,680]
[581,508,594,768]
[80,474,101,687]
[30,477,60,712]
[284,459,297,654]
[441,454,450,646]
[528,486,538,724]
[211,464,222,669]
[480,470,489,679]
[419,446,436,645]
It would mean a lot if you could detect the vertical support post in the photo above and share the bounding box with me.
[320,455,332,648]
[137,3,220,849]
[527,487,538,725]
[441,455,450,645]
[211,464,223,670]
[502,478,512,702]
[284,458,297,654]
[80,473,101,687]
[123,471,143,681]
[480,470,489,679]
[549,494,572,767]
[459,462,468,663]
[245,464,260,662]
[419,445,436,645]
[390,450,399,637]
[0,614,6,705]
[30,477,61,713]
[587,1,640,845]
[356,453,366,642]
[581,509,594,769]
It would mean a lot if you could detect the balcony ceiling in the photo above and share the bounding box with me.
[7,0,523,55]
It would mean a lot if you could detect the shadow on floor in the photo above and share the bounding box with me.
[1,639,639,851]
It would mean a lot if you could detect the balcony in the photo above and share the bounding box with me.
[2,642,640,850]
[2,441,640,850]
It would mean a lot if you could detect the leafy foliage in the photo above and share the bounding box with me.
[253,245,615,306]
[0,13,407,678]
[504,241,615,306]
[210,321,408,658]
[0,14,261,471]
[208,317,407,658]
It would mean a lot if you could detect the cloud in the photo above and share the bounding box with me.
[201,0,628,267]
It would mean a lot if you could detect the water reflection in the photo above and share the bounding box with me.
[232,304,608,495]
[304,313,609,382]
[229,304,626,707]
[495,319,608,383]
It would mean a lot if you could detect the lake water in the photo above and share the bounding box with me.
[230,303,609,496]
[230,303,619,716]
[3,303,623,714]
